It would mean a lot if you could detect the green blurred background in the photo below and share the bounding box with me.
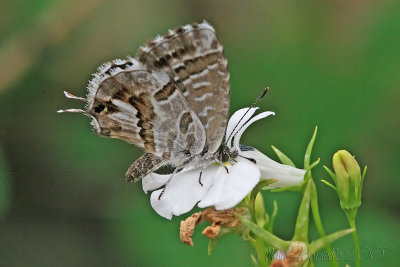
[0,0,399,266]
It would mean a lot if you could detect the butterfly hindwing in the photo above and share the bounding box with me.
[86,58,206,161]
[137,22,230,154]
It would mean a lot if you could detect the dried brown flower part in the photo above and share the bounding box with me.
[201,207,248,239]
[269,260,290,267]
[201,224,221,239]
[268,242,308,267]
[286,242,308,267]
[202,207,247,228]
[179,212,203,246]
[179,207,249,246]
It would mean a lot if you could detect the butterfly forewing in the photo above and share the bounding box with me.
[137,22,230,154]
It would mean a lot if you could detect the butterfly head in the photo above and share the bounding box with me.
[218,144,238,164]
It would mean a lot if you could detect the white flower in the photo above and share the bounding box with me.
[142,108,306,219]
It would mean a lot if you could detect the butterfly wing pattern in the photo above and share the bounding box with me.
[61,22,230,182]
[137,22,230,154]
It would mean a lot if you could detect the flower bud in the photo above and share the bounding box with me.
[332,150,362,210]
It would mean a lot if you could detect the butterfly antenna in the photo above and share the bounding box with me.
[57,91,87,114]
[57,109,86,114]
[63,91,86,101]
[225,87,269,146]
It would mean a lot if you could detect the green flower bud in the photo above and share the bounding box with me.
[254,192,266,227]
[332,150,362,210]
[323,150,366,267]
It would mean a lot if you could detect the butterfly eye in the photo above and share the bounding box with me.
[94,104,105,113]
[221,152,230,163]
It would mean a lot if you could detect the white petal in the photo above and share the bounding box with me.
[225,107,258,147]
[240,149,305,188]
[198,161,260,210]
[142,167,195,192]
[150,164,219,219]
[232,111,275,151]
[142,172,170,193]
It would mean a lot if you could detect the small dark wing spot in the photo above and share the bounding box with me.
[94,104,105,113]
[118,62,133,69]
[175,27,184,34]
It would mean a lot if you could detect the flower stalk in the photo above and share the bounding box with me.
[323,150,367,267]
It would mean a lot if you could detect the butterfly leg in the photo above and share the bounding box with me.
[197,162,212,186]
[158,188,165,200]
[159,170,204,194]
[157,166,182,200]
[223,165,229,173]
[198,171,203,186]
[215,159,229,173]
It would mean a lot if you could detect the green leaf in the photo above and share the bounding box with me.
[267,200,278,232]
[361,166,367,181]
[263,213,270,229]
[292,180,312,242]
[304,126,318,170]
[237,214,290,250]
[323,165,337,185]
[321,180,337,192]
[309,158,320,169]
[250,179,277,202]
[310,181,339,267]
[271,145,296,167]
[359,166,367,200]
[255,193,265,227]
[270,185,302,193]
[249,180,276,221]
[361,166,367,185]
[241,228,251,241]
[310,181,326,237]
[309,228,355,254]
[250,254,259,266]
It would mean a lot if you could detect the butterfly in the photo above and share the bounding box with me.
[58,22,243,185]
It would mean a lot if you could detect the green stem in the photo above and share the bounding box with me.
[292,180,311,242]
[310,181,339,267]
[238,214,291,250]
[346,210,361,267]
[249,237,270,267]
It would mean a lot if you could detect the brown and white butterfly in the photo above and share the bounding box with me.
[59,22,236,183]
